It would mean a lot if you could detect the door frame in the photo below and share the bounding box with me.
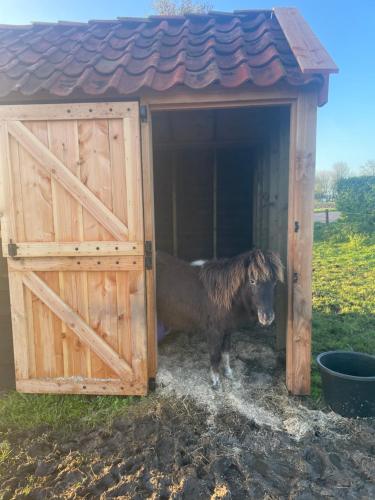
[140,84,317,395]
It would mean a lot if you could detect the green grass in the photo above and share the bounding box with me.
[312,233,375,400]
[0,392,136,435]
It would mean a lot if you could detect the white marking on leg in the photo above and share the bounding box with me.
[210,367,220,389]
[223,352,233,379]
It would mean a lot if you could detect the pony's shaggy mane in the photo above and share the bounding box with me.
[199,249,284,310]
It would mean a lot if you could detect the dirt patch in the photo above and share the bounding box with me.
[1,329,374,499]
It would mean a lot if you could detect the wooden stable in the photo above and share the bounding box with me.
[0,9,337,395]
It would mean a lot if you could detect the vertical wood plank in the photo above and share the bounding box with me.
[8,136,26,242]
[0,123,16,250]
[123,106,144,242]
[24,287,36,378]
[8,272,28,380]
[78,119,116,378]
[75,271,91,377]
[109,119,128,226]
[286,91,317,395]
[116,271,132,366]
[129,270,147,385]
[78,119,113,241]
[38,271,63,377]
[19,122,54,242]
[141,108,156,378]
[172,154,178,257]
[48,119,86,377]
[87,271,118,379]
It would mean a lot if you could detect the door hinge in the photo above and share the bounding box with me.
[293,272,299,283]
[294,221,300,233]
[140,105,148,123]
[145,240,153,270]
[8,240,18,257]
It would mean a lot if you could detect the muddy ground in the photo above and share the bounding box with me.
[1,328,375,499]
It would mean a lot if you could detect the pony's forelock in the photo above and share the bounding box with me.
[247,250,284,284]
[199,249,284,310]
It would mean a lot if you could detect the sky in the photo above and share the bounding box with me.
[0,0,374,173]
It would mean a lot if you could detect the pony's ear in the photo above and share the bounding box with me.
[199,257,245,310]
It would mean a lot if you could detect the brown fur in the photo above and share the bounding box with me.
[199,250,284,310]
[156,249,283,331]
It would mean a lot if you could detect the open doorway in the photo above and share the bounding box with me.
[152,106,290,265]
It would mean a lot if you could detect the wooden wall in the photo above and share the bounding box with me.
[152,108,272,261]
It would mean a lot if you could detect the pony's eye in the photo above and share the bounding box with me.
[249,279,256,285]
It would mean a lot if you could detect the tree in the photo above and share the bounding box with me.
[315,170,332,201]
[336,176,375,233]
[331,162,351,199]
[360,160,375,177]
[153,0,213,15]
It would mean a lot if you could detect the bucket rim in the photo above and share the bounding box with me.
[317,350,375,382]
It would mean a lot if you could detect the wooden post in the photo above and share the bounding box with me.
[286,90,318,395]
[325,208,329,224]
[140,104,158,380]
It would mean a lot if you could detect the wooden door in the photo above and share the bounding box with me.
[0,102,149,395]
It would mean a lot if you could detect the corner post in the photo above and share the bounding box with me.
[286,90,318,395]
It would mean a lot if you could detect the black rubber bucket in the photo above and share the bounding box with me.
[317,351,375,418]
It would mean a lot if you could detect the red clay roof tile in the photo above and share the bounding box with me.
[0,10,336,102]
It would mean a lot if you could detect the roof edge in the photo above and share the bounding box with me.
[273,8,338,74]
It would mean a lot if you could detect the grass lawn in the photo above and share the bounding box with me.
[0,392,136,436]
[312,233,375,400]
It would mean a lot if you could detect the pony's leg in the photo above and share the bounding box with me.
[207,329,222,389]
[222,333,233,379]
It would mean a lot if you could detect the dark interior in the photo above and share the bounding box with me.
[152,107,287,262]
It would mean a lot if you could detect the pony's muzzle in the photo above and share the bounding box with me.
[258,311,275,326]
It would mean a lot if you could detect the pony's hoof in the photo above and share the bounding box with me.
[210,369,221,390]
[224,367,234,380]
